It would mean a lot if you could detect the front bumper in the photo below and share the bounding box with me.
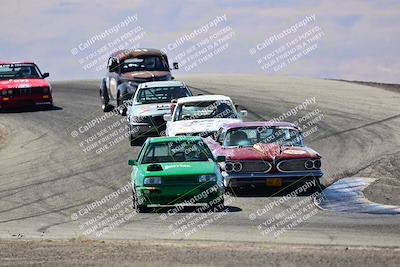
[223,171,323,188]
[129,116,167,136]
[130,124,163,136]
[135,184,224,206]
[0,95,53,108]
[173,131,217,138]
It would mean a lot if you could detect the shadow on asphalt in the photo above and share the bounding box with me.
[147,205,242,214]
[228,184,326,197]
[0,105,62,113]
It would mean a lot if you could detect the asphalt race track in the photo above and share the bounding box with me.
[0,75,399,265]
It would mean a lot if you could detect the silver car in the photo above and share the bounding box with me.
[127,81,192,145]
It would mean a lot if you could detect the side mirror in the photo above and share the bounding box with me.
[108,61,119,72]
[42,72,50,78]
[216,156,226,162]
[108,65,116,72]
[171,76,175,80]
[128,159,137,166]
[240,110,248,118]
[234,104,239,109]
[173,62,179,69]
[163,114,172,121]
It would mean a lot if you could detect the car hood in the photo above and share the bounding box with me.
[120,71,170,81]
[128,103,171,117]
[222,143,320,161]
[0,78,49,90]
[168,118,242,136]
[139,161,216,176]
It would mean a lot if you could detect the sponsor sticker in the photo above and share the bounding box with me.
[164,164,191,169]
[283,149,306,155]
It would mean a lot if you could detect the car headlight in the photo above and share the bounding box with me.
[1,90,7,96]
[199,175,217,182]
[144,177,162,185]
[224,162,242,172]
[313,159,322,169]
[42,87,49,93]
[305,160,314,169]
[304,159,321,170]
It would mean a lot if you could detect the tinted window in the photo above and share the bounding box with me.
[136,86,191,104]
[120,56,169,72]
[0,64,42,80]
[174,100,237,121]
[142,140,213,164]
[224,127,304,147]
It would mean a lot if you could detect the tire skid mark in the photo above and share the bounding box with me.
[313,113,400,141]
[0,163,114,194]
[0,202,87,223]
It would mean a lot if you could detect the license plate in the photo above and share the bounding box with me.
[266,178,282,187]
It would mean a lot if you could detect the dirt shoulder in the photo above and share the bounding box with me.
[333,79,400,206]
[357,153,400,206]
[329,79,400,94]
[0,239,399,267]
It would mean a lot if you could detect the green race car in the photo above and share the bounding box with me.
[128,136,225,213]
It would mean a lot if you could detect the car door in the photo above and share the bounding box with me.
[132,141,147,189]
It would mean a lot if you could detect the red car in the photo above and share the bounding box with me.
[206,121,323,191]
[0,62,52,109]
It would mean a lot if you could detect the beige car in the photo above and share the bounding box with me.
[100,48,178,115]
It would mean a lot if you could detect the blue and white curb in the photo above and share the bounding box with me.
[314,177,400,215]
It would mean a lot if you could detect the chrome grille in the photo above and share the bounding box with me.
[226,160,272,173]
[149,115,165,126]
[276,159,322,172]
[162,175,199,185]
[18,87,46,96]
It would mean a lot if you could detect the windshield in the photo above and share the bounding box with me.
[0,64,42,80]
[142,140,214,164]
[224,127,304,147]
[174,100,238,121]
[120,56,169,73]
[136,86,191,104]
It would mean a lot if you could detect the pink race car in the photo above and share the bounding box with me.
[0,62,52,110]
[206,121,323,191]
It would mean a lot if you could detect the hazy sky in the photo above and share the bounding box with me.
[1,0,399,83]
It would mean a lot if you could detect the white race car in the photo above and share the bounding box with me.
[127,81,192,145]
[163,95,247,138]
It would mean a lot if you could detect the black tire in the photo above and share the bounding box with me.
[130,133,138,146]
[100,88,110,112]
[116,92,127,116]
[47,99,54,109]
[315,178,325,192]
[132,189,149,213]
[130,136,146,146]
[129,127,145,146]
[130,135,141,146]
